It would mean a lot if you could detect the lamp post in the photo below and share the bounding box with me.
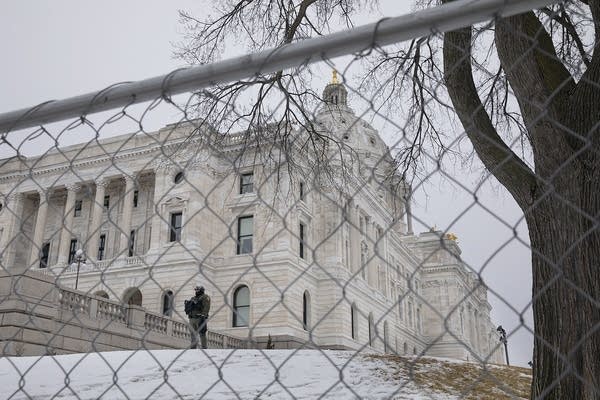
[497,325,510,366]
[73,249,86,290]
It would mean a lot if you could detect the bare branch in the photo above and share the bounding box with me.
[444,25,537,208]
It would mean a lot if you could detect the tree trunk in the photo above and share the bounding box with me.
[527,174,600,399]
[492,12,600,399]
[443,9,600,398]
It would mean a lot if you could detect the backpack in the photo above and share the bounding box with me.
[184,299,194,316]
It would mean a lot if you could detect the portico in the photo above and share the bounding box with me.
[4,171,156,271]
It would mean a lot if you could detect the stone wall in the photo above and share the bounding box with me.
[0,271,248,356]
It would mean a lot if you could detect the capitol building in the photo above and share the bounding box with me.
[0,75,504,363]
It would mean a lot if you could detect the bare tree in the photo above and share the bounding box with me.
[176,1,599,398]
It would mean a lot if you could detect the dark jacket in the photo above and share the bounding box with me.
[187,293,211,318]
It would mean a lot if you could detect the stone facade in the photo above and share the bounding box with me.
[0,77,504,363]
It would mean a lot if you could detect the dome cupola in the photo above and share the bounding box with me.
[322,70,348,106]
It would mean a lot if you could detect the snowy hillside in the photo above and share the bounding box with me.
[0,350,531,399]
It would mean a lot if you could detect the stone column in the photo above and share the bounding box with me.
[29,189,49,268]
[405,189,414,235]
[118,176,135,257]
[148,171,163,252]
[382,230,390,297]
[467,305,474,345]
[474,311,481,354]
[367,219,378,287]
[57,183,80,265]
[87,178,108,260]
[139,181,151,254]
[349,201,361,274]
[2,192,24,269]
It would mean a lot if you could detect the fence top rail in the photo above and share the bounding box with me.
[0,0,558,134]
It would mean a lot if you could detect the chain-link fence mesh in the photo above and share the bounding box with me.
[1,0,598,398]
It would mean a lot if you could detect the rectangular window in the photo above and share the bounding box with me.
[68,239,78,264]
[40,242,50,269]
[240,172,254,194]
[299,182,305,201]
[169,212,182,242]
[74,200,82,217]
[133,190,139,208]
[237,216,253,254]
[299,223,306,259]
[103,195,110,211]
[399,299,404,321]
[128,230,136,257]
[345,239,349,266]
[351,307,356,339]
[98,234,106,260]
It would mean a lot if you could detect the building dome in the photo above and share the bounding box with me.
[322,70,348,106]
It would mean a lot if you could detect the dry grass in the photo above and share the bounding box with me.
[365,354,532,399]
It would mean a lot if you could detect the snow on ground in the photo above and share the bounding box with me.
[0,350,530,399]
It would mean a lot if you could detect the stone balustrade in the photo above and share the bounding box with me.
[57,287,248,349]
[125,255,147,266]
[144,312,169,335]
[32,254,149,278]
[1,270,248,356]
[58,287,92,315]
[91,259,114,270]
[172,320,190,339]
[95,296,127,324]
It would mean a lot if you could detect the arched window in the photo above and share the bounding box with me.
[123,288,142,306]
[351,303,358,340]
[303,291,311,330]
[368,313,374,347]
[403,342,408,354]
[233,285,250,327]
[94,290,109,299]
[162,290,174,317]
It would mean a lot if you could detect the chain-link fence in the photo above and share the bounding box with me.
[1,0,598,398]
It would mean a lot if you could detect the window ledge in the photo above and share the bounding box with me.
[297,198,309,208]
[296,201,312,219]
[227,193,257,210]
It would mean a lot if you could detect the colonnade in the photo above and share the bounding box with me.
[4,174,146,270]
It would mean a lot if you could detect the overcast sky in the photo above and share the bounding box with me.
[0,1,533,367]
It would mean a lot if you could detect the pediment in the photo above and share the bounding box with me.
[164,196,187,207]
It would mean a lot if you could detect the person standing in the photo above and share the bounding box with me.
[185,285,211,349]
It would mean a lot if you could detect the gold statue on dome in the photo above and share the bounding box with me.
[331,70,340,84]
[445,232,458,241]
